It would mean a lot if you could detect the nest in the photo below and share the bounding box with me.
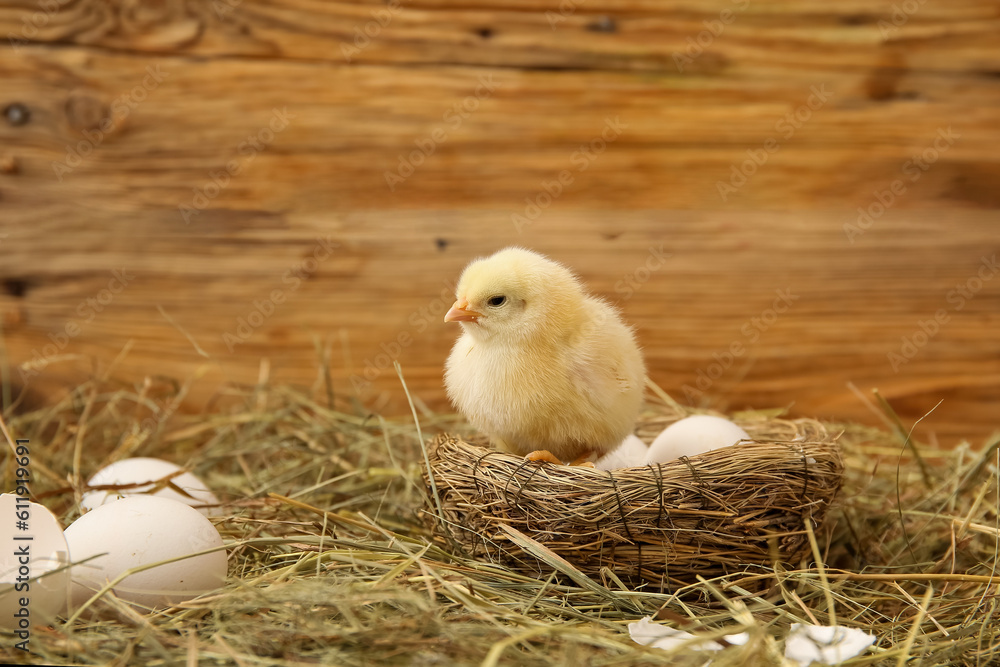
[422,409,844,593]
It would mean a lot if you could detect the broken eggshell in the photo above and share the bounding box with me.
[0,494,72,628]
[628,616,749,652]
[595,434,649,470]
[784,623,876,666]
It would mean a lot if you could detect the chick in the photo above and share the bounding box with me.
[443,247,646,466]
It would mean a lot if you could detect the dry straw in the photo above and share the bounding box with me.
[423,401,844,596]
[1,371,998,666]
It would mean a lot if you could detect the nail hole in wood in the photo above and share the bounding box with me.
[4,103,30,127]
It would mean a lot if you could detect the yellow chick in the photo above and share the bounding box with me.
[443,247,646,466]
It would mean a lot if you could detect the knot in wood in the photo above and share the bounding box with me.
[65,93,110,132]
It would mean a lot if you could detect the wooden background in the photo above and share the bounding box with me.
[0,0,998,445]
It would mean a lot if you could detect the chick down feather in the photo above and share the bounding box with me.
[443,247,646,464]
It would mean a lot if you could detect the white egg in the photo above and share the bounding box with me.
[596,435,649,470]
[64,495,227,610]
[81,457,220,516]
[0,494,71,628]
[645,415,751,464]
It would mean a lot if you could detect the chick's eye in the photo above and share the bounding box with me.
[487,295,507,307]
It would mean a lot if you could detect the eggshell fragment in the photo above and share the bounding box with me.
[64,495,227,610]
[629,615,749,652]
[784,623,876,666]
[596,435,649,470]
[0,494,71,628]
[81,457,220,516]
[645,415,751,464]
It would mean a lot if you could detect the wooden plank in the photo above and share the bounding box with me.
[0,1,997,445]
[1,50,998,213]
[2,210,997,445]
[2,0,999,72]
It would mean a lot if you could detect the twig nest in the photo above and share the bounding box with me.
[422,411,844,594]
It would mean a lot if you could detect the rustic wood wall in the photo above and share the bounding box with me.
[1,0,998,445]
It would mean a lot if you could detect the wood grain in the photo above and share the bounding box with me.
[0,0,998,445]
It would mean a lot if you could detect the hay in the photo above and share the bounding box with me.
[422,411,844,595]
[1,372,998,666]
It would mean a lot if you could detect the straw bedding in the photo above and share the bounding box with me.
[2,373,998,666]
[423,411,844,593]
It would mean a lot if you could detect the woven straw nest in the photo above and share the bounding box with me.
[421,403,845,594]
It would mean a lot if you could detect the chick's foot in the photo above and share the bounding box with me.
[524,450,564,465]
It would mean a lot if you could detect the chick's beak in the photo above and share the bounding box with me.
[444,299,483,323]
